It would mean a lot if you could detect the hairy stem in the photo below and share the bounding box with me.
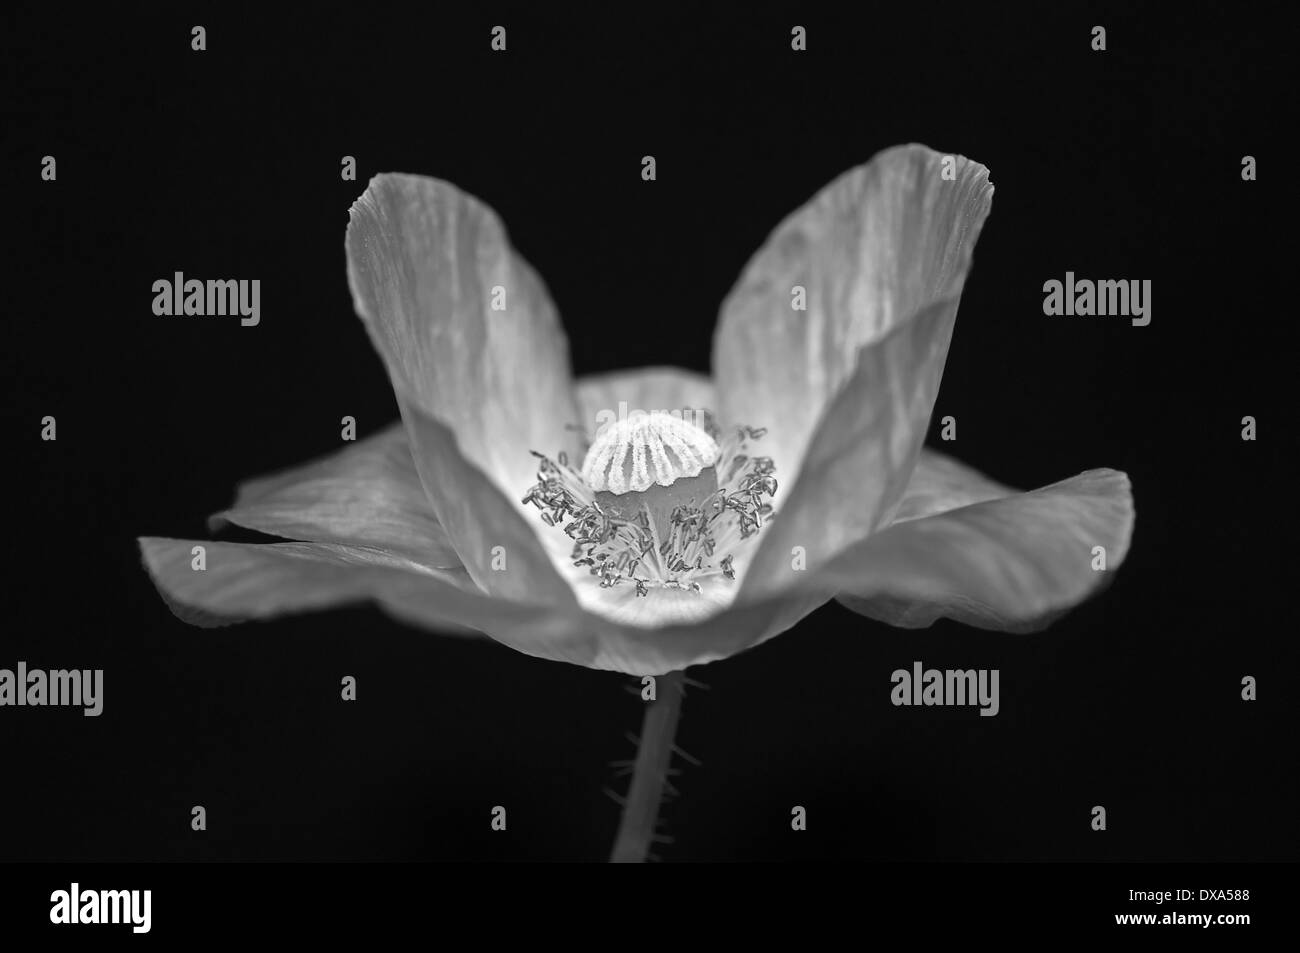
[610,671,685,863]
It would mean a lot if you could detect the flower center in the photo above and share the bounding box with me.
[523,409,776,597]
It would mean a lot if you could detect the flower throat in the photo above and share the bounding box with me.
[523,409,776,596]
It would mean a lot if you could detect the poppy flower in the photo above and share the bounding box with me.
[139,143,1134,678]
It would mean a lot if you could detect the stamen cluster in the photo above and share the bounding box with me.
[522,417,776,596]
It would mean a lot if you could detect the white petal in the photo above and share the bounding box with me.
[210,423,460,570]
[713,145,994,595]
[825,469,1135,630]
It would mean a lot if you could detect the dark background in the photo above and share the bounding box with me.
[3,5,1293,863]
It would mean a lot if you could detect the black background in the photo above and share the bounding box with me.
[3,4,1293,867]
